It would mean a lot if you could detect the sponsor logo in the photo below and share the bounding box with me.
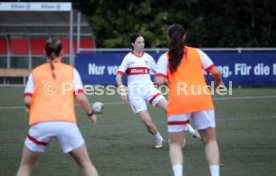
[26,3,31,9]
[130,69,146,73]
[11,3,25,9]
[41,4,56,9]
[56,4,61,10]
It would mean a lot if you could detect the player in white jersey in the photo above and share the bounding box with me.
[115,33,200,148]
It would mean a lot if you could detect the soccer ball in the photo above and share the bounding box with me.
[92,102,104,114]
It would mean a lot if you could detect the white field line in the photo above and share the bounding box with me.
[0,95,276,110]
[212,95,276,101]
[216,115,276,121]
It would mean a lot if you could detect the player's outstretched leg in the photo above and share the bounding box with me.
[137,110,164,148]
[169,131,185,176]
[199,128,220,176]
[17,145,40,176]
[69,144,99,176]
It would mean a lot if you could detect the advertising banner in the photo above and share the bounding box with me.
[0,2,71,11]
[76,51,276,86]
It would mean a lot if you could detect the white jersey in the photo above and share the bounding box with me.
[117,51,157,87]
[156,49,215,76]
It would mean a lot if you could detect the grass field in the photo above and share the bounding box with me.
[0,87,276,176]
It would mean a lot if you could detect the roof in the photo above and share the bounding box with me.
[0,10,94,38]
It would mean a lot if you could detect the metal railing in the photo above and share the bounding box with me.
[1,47,275,85]
[0,54,70,69]
[79,47,276,53]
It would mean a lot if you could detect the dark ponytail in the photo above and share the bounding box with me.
[45,38,62,79]
[168,24,185,73]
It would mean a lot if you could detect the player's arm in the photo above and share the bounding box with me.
[73,69,97,126]
[75,94,97,127]
[115,73,128,102]
[75,94,93,115]
[197,49,224,88]
[24,96,32,108]
[154,54,168,86]
[148,55,157,73]
[23,96,32,117]
[24,74,34,115]
[116,57,128,102]
[209,66,224,88]
[154,74,167,86]
[115,73,124,86]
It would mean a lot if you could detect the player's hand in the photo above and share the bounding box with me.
[89,114,97,127]
[120,94,128,102]
[25,108,29,116]
[215,81,225,89]
[118,85,128,102]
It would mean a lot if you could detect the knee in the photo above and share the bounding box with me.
[169,138,185,147]
[201,136,209,144]
[199,129,217,144]
[170,142,184,150]
[201,136,216,145]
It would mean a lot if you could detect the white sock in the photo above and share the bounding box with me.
[187,124,196,135]
[209,164,219,176]
[172,164,183,176]
[155,132,163,140]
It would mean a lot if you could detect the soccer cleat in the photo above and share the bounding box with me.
[155,139,163,148]
[192,130,201,140]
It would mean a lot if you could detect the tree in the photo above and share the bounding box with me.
[72,0,276,48]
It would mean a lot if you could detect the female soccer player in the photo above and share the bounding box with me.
[154,24,223,176]
[115,33,200,149]
[17,38,99,176]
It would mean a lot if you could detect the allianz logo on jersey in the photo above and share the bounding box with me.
[131,69,146,73]
[127,68,149,75]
